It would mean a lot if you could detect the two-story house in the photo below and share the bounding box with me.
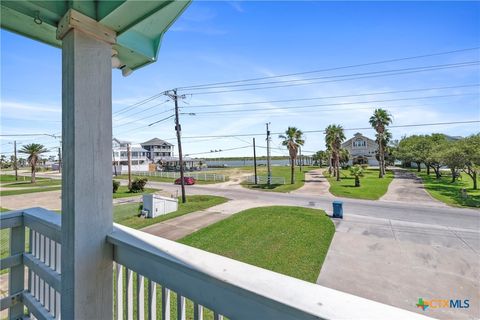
[112,138,150,174]
[141,137,174,163]
[341,132,379,166]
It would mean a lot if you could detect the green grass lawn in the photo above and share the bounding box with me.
[411,169,480,208]
[114,195,228,229]
[0,174,48,183]
[180,206,335,283]
[112,186,160,199]
[242,165,318,193]
[0,186,62,197]
[326,168,394,200]
[115,174,226,185]
[2,179,61,188]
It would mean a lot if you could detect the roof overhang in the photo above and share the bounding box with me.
[1,0,191,72]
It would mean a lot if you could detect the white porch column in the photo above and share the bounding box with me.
[58,10,115,319]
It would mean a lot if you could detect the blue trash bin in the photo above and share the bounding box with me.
[332,200,343,219]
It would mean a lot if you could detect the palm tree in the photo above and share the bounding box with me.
[279,127,305,184]
[369,108,392,178]
[325,124,346,181]
[350,165,364,187]
[19,143,48,183]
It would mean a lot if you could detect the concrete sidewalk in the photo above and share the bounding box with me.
[141,199,274,240]
[317,214,480,320]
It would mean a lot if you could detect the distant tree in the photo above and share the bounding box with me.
[312,150,327,167]
[441,141,464,182]
[339,148,350,168]
[425,134,448,179]
[325,124,346,181]
[19,143,48,183]
[369,108,392,178]
[279,127,305,184]
[458,134,480,190]
[349,164,364,187]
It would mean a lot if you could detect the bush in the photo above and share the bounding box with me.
[113,180,120,193]
[360,164,369,169]
[129,178,148,193]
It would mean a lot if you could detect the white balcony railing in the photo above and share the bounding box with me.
[1,208,434,320]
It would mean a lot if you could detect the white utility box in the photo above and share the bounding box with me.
[142,194,178,218]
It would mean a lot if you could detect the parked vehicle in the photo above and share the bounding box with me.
[174,176,196,185]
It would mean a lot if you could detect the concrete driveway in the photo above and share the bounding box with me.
[317,214,479,320]
[381,168,445,207]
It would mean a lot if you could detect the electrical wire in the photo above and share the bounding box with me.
[182,84,479,108]
[178,47,480,89]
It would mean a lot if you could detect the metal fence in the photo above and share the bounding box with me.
[132,171,226,182]
[245,175,285,185]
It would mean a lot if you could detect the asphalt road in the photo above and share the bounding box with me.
[151,181,480,232]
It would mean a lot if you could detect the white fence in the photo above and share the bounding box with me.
[245,175,286,185]
[133,171,226,182]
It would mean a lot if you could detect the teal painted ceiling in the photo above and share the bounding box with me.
[1,0,191,71]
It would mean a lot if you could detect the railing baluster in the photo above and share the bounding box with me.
[137,274,145,320]
[55,290,61,320]
[9,223,25,319]
[161,287,170,320]
[148,280,156,320]
[39,234,44,262]
[35,274,40,300]
[50,239,56,270]
[213,312,223,320]
[45,237,50,267]
[126,268,133,320]
[50,286,56,317]
[56,242,61,273]
[193,303,203,320]
[116,263,124,320]
[40,278,44,306]
[177,293,185,320]
[35,231,40,259]
[45,283,50,312]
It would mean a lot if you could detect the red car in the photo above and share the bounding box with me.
[174,177,196,185]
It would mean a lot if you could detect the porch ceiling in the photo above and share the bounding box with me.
[0,0,191,71]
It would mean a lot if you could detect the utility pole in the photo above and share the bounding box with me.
[13,140,18,180]
[253,138,258,184]
[266,122,272,185]
[58,146,62,173]
[127,143,132,189]
[112,150,118,177]
[299,146,302,172]
[166,89,187,203]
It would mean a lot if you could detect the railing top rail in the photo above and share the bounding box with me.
[108,224,433,320]
[0,210,23,229]
[1,208,61,242]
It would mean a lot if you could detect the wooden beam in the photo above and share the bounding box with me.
[60,17,113,318]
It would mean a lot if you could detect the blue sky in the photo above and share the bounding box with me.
[1,1,479,158]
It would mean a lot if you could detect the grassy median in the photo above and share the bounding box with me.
[326,168,393,200]
[180,206,335,283]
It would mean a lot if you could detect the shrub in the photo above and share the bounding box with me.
[113,180,120,193]
[129,178,148,193]
[349,165,364,187]
[360,164,369,169]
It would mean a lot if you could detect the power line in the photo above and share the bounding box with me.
[113,99,170,121]
[183,84,479,108]
[177,47,480,90]
[181,61,479,92]
[189,93,477,115]
[159,120,480,140]
[112,91,167,117]
[107,47,480,112]
[184,62,479,95]
[113,108,174,128]
[184,145,251,156]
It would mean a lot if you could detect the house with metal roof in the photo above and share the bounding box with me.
[342,132,379,166]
